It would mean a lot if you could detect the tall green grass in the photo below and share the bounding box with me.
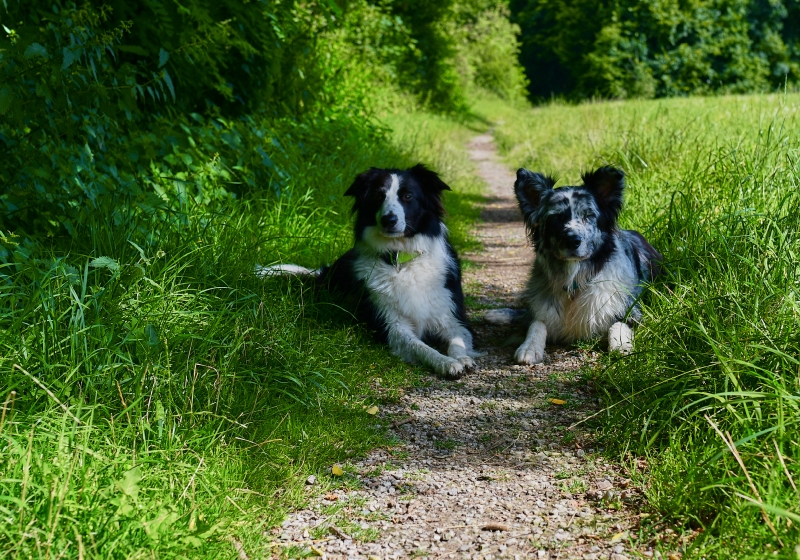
[484,93,800,557]
[0,111,486,558]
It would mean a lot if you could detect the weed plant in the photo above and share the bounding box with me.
[485,92,800,557]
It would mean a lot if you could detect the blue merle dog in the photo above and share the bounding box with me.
[486,166,662,363]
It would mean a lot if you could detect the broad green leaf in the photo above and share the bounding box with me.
[158,48,169,67]
[116,466,142,500]
[145,324,159,347]
[162,69,175,101]
[143,507,179,539]
[24,42,47,59]
[89,256,120,272]
[62,47,77,70]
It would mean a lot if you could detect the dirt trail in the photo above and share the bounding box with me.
[461,133,532,307]
[274,134,647,559]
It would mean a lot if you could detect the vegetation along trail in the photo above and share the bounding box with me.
[277,133,650,559]
[4,0,799,555]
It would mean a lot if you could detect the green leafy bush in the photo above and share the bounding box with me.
[511,0,800,100]
[0,1,524,557]
[449,0,530,102]
[0,0,526,243]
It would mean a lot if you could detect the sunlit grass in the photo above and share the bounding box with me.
[483,92,800,557]
[0,108,486,559]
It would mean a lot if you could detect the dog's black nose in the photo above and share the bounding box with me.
[564,233,581,250]
[381,213,398,228]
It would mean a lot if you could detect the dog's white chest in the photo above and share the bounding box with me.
[563,286,623,340]
[544,269,636,342]
[354,250,455,335]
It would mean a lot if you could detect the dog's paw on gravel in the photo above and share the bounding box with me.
[457,355,476,369]
[514,343,546,364]
[434,356,465,379]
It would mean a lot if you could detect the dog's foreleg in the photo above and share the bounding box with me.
[514,320,547,364]
[608,322,633,354]
[443,326,477,370]
[388,325,465,379]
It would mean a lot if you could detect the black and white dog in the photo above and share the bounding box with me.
[260,164,478,379]
[486,166,661,364]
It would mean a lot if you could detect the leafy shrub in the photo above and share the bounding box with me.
[511,0,800,100]
[0,0,526,244]
[449,1,530,102]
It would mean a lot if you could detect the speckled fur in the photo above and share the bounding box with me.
[488,166,662,364]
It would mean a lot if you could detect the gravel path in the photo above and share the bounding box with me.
[274,134,654,559]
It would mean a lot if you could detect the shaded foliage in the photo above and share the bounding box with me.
[0,0,525,244]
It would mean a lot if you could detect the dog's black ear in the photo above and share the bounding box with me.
[583,166,625,221]
[344,167,386,213]
[409,163,450,217]
[409,163,451,194]
[515,168,555,220]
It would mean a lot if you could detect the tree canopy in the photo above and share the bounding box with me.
[511,0,800,100]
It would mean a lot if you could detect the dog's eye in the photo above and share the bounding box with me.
[401,192,413,201]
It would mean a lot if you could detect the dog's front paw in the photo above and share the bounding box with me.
[608,322,633,355]
[434,357,465,379]
[514,342,545,365]
[457,355,476,369]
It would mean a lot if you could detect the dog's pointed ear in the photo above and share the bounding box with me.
[344,168,385,212]
[410,163,450,217]
[409,163,451,194]
[583,166,625,220]
[515,168,555,220]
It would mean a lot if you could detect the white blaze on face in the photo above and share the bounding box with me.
[564,192,582,235]
[377,173,406,236]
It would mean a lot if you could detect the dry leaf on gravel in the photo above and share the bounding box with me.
[391,417,413,428]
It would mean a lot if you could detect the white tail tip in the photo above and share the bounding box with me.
[255,264,320,278]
